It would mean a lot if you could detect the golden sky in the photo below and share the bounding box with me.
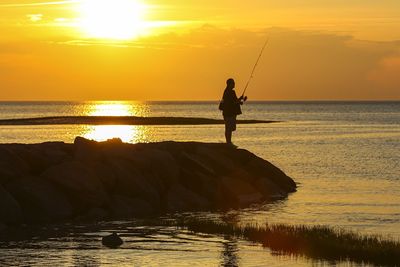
[1,0,400,100]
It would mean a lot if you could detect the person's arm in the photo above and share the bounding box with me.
[235,92,248,105]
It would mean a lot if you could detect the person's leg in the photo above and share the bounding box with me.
[225,128,232,144]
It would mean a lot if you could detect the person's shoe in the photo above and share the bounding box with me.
[226,142,238,148]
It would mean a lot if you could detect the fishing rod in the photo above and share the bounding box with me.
[241,36,269,97]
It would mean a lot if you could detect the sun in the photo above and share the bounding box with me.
[78,0,148,40]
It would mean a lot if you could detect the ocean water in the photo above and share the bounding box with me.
[0,101,399,266]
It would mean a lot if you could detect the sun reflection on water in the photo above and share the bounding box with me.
[82,101,150,143]
[83,125,149,143]
[85,101,149,117]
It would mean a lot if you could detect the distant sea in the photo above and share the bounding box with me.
[1,101,399,266]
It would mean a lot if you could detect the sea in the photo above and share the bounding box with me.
[0,101,399,266]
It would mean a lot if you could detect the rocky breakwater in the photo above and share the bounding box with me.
[0,137,296,227]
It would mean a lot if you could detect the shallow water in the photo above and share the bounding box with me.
[0,101,399,266]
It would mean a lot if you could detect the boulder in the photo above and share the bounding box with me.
[74,136,101,161]
[0,138,297,224]
[75,207,108,222]
[179,152,216,176]
[0,184,23,223]
[196,146,236,174]
[167,184,210,212]
[5,176,73,222]
[41,161,108,211]
[140,149,180,185]
[254,178,287,200]
[0,146,30,184]
[0,223,6,233]
[106,146,151,170]
[14,147,49,175]
[41,142,71,165]
[102,233,123,248]
[179,168,218,202]
[246,156,296,192]
[107,195,155,218]
[217,177,263,208]
[90,161,117,192]
[108,159,160,208]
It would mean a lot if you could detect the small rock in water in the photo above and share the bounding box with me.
[102,232,123,248]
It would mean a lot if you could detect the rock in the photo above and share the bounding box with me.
[167,184,210,212]
[108,159,160,208]
[41,161,108,211]
[254,178,287,200]
[196,146,236,174]
[179,152,215,176]
[217,177,263,208]
[14,147,48,174]
[0,138,297,225]
[107,195,154,218]
[102,233,123,248]
[124,150,152,170]
[0,184,23,223]
[140,149,180,185]
[246,157,296,192]
[0,223,6,233]
[179,168,218,201]
[0,146,30,184]
[90,161,117,191]
[75,208,108,222]
[74,136,101,161]
[5,176,73,222]
[41,142,71,165]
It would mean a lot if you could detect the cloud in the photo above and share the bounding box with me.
[27,14,43,22]
[0,1,78,8]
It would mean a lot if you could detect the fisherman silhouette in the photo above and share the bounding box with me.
[220,78,247,146]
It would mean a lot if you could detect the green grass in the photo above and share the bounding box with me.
[152,218,400,266]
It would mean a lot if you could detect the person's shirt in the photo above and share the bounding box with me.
[222,89,242,117]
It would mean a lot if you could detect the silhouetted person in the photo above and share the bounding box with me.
[220,78,247,145]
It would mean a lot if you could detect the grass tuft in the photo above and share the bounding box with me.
[151,218,400,266]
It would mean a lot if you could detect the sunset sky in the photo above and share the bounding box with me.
[1,0,399,100]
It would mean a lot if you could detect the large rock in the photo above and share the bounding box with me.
[40,142,71,165]
[179,167,218,202]
[108,159,161,208]
[0,223,6,233]
[0,138,297,224]
[245,156,297,192]
[0,146,30,184]
[179,152,216,176]
[254,178,287,200]
[196,146,236,174]
[74,136,102,161]
[0,184,23,223]
[167,184,210,212]
[75,207,109,222]
[217,177,263,208]
[5,176,73,222]
[107,195,154,218]
[141,149,180,185]
[41,161,108,211]
[13,147,49,175]
[90,160,118,192]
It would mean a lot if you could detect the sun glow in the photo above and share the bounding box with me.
[78,0,148,40]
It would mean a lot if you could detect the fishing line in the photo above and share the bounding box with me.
[241,36,269,97]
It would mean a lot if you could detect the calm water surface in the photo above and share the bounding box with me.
[0,101,399,266]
